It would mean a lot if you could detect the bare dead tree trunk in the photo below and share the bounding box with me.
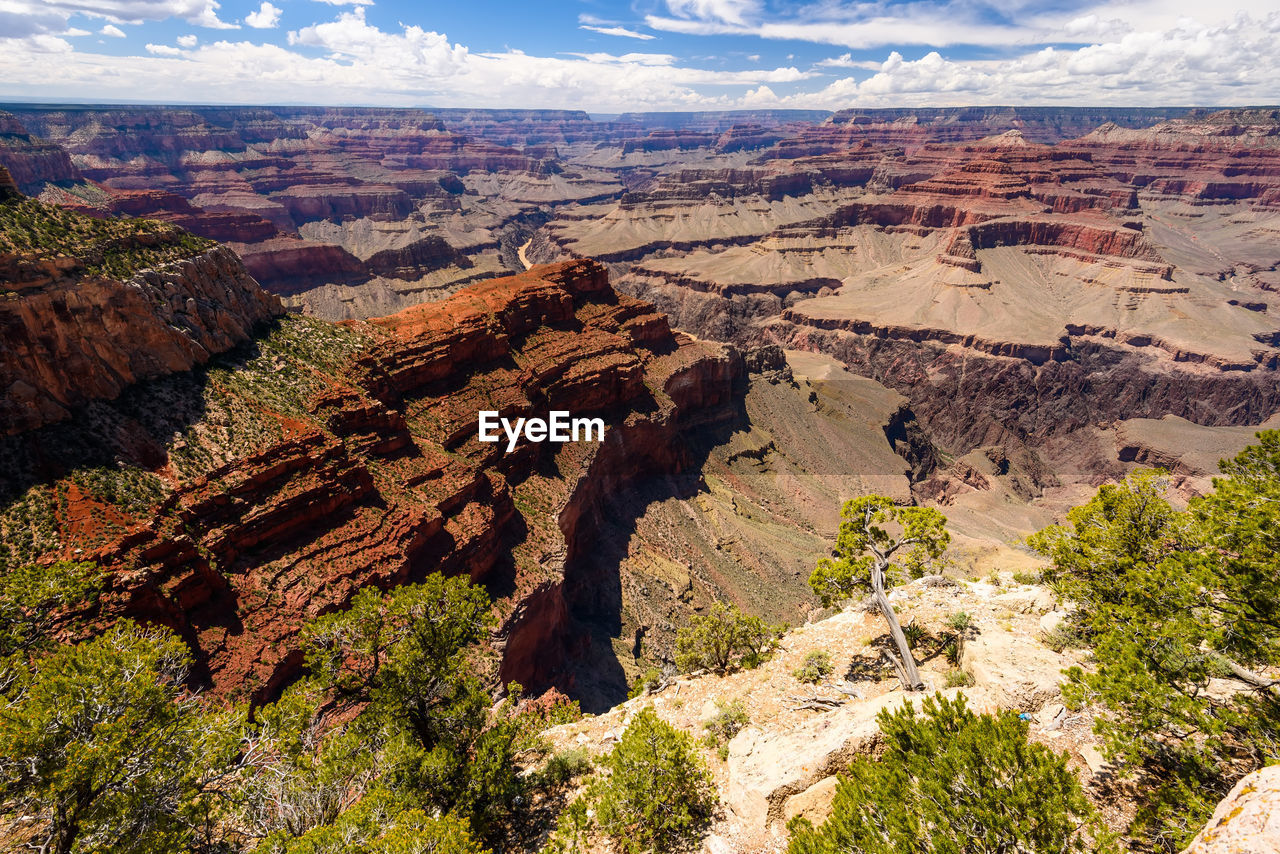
[871,559,925,691]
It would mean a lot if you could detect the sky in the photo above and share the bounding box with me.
[0,0,1277,112]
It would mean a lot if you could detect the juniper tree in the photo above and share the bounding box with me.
[809,496,949,690]
[674,602,785,674]
[592,706,717,854]
[0,622,241,854]
[301,574,525,845]
[1028,432,1280,849]
[787,693,1112,854]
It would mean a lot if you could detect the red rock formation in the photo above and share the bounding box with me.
[0,237,283,435]
[0,111,84,194]
[4,259,743,703]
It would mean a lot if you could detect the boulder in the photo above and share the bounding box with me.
[726,689,967,833]
[1183,766,1280,854]
[993,586,1056,614]
[782,776,841,826]
[962,628,1063,711]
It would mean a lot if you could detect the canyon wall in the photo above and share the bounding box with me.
[0,255,744,707]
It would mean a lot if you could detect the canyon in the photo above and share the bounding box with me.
[3,104,1279,707]
[2,103,1279,849]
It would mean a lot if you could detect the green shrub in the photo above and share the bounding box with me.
[675,603,785,674]
[946,611,973,634]
[1012,569,1042,585]
[787,693,1113,854]
[1040,622,1086,653]
[541,748,593,788]
[703,698,749,746]
[593,706,717,854]
[901,621,927,650]
[792,650,833,684]
[943,668,974,688]
[628,666,664,699]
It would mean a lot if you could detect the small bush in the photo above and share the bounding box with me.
[901,621,926,650]
[986,571,1001,587]
[1041,622,1087,653]
[541,748,593,788]
[704,698,749,746]
[628,667,664,699]
[675,603,786,674]
[793,650,833,684]
[594,707,717,854]
[1012,569,1042,585]
[946,611,973,634]
[943,669,975,688]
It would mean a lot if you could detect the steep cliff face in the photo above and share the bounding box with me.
[531,113,1280,483]
[0,111,83,195]
[0,259,743,706]
[0,195,283,435]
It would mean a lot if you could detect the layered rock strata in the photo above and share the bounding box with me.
[0,259,743,706]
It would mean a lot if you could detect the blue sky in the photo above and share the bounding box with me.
[0,0,1277,111]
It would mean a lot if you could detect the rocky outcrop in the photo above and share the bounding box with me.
[0,215,282,434]
[1,259,743,704]
[1183,766,1280,854]
[0,110,84,194]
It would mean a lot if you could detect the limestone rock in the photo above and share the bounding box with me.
[726,689,966,833]
[993,586,1056,614]
[782,776,840,826]
[962,627,1062,711]
[1183,766,1280,854]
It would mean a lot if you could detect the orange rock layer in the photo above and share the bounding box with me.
[67,260,742,703]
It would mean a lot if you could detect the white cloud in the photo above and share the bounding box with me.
[817,53,883,70]
[289,7,467,75]
[244,0,280,28]
[100,23,126,36]
[580,25,655,40]
[310,0,373,5]
[176,33,197,46]
[2,5,1279,112]
[192,1,237,28]
[664,0,761,27]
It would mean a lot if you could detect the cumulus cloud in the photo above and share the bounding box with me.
[192,1,236,28]
[100,23,126,36]
[176,32,196,45]
[244,1,280,28]
[3,4,1280,111]
[817,53,883,70]
[580,25,655,40]
[289,7,467,76]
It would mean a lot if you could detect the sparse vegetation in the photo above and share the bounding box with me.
[943,668,975,688]
[703,697,749,746]
[793,650,833,684]
[629,666,665,698]
[0,196,214,282]
[675,602,785,674]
